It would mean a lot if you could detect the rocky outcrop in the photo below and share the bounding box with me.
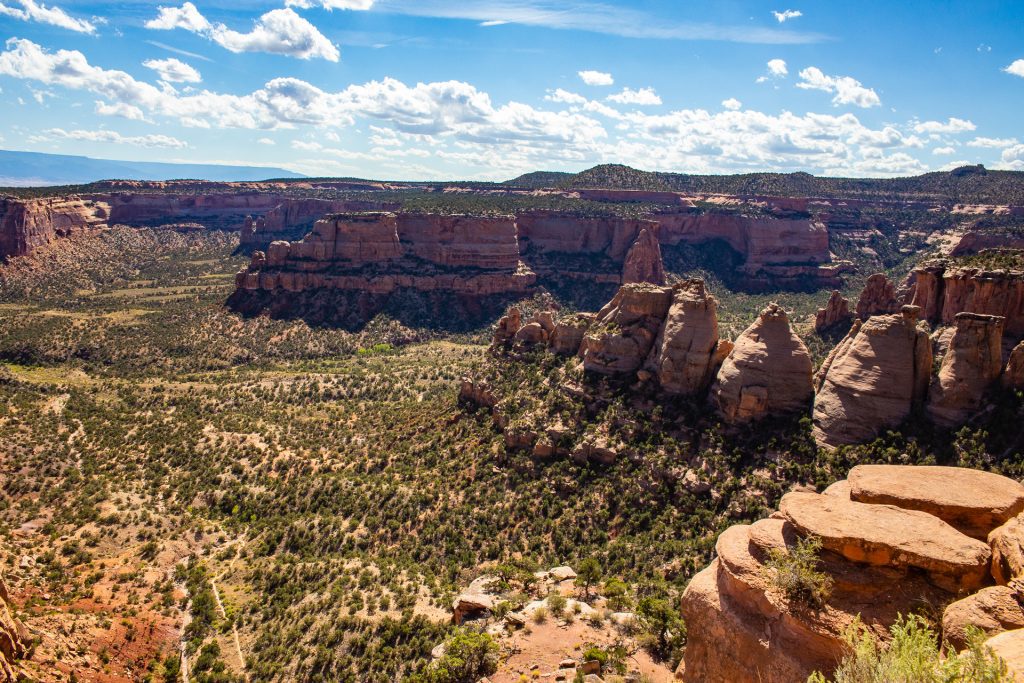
[643,280,729,394]
[991,514,1024,585]
[621,228,666,285]
[855,273,900,319]
[458,378,497,409]
[710,303,813,423]
[239,198,396,247]
[1005,342,1024,390]
[549,313,593,355]
[679,465,1023,682]
[492,307,523,348]
[814,290,851,333]
[517,211,657,261]
[103,191,283,230]
[0,196,109,259]
[908,259,1024,337]
[0,574,24,683]
[580,283,674,375]
[926,312,1005,427]
[812,307,932,448]
[951,232,1024,256]
[398,213,521,270]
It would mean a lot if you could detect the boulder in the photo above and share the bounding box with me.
[812,307,933,448]
[709,303,813,423]
[814,290,852,333]
[492,307,523,347]
[779,491,991,592]
[847,464,1024,541]
[549,314,593,355]
[927,312,1005,427]
[942,584,1024,650]
[1005,342,1024,391]
[452,575,498,625]
[855,273,900,320]
[991,514,1024,585]
[580,283,674,375]
[514,322,549,347]
[644,279,730,394]
[621,228,666,285]
[985,629,1024,681]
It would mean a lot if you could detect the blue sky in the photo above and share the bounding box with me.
[0,0,1022,180]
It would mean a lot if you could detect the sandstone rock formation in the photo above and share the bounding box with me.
[492,308,523,348]
[549,313,594,355]
[710,303,813,423]
[458,378,497,409]
[814,290,851,333]
[812,307,932,448]
[991,514,1024,585]
[0,196,109,259]
[517,211,657,261]
[984,629,1024,679]
[679,465,1024,683]
[580,283,674,375]
[855,273,900,319]
[239,198,397,247]
[621,228,666,285]
[0,574,23,683]
[1005,342,1024,390]
[908,259,1024,336]
[926,312,1005,427]
[644,280,729,394]
[951,232,1024,256]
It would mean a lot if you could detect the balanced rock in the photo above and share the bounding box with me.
[779,491,991,592]
[621,228,666,285]
[942,584,1024,650]
[710,303,813,423]
[855,273,900,319]
[812,307,932,448]
[991,514,1024,585]
[580,283,673,375]
[644,279,730,394]
[927,312,1005,427]
[848,464,1024,541]
[1005,342,1024,390]
[814,290,851,333]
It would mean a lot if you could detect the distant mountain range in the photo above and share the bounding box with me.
[0,150,305,186]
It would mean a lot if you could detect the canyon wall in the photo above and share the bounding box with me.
[100,191,284,229]
[239,197,400,248]
[909,259,1024,337]
[0,196,110,259]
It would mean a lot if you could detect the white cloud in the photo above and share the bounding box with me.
[34,127,188,148]
[966,136,1018,148]
[578,70,613,86]
[767,58,788,77]
[545,88,587,105]
[1005,59,1024,78]
[796,66,880,107]
[143,57,201,84]
[999,144,1024,171]
[147,4,340,62]
[0,0,96,33]
[286,0,374,8]
[912,117,976,135]
[607,87,661,106]
[479,20,508,27]
[772,9,802,22]
[257,137,275,145]
[721,97,741,111]
[932,146,955,155]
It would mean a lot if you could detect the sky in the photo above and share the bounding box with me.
[0,0,1022,181]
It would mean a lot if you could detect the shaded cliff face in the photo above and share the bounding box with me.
[909,260,1024,337]
[679,465,1024,683]
[240,198,400,248]
[927,312,1006,427]
[101,191,284,230]
[0,196,109,259]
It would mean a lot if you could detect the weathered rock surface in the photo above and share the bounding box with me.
[855,273,900,319]
[680,465,1024,683]
[985,629,1024,681]
[0,196,109,259]
[942,584,1024,650]
[621,228,666,285]
[992,515,1024,585]
[814,290,851,333]
[240,198,396,247]
[1006,342,1024,390]
[580,283,674,375]
[0,574,23,683]
[779,491,991,591]
[492,307,523,347]
[927,312,1006,427]
[847,464,1024,541]
[812,307,932,448]
[458,378,497,409]
[549,313,593,355]
[951,232,1024,256]
[908,259,1024,336]
[452,575,498,625]
[644,280,729,394]
[710,303,813,422]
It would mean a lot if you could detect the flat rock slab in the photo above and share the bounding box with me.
[848,464,1024,540]
[986,629,1024,682]
[779,491,991,592]
[942,585,1024,650]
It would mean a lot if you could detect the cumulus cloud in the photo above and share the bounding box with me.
[143,57,201,84]
[146,3,339,62]
[578,70,613,86]
[772,9,802,22]
[932,146,956,155]
[34,127,188,148]
[766,58,788,77]
[545,88,587,105]
[721,98,742,110]
[1004,60,1024,78]
[257,137,275,145]
[912,117,976,135]
[286,0,374,8]
[966,136,1018,148]
[796,66,880,107]
[0,0,96,33]
[999,144,1024,170]
[607,87,661,106]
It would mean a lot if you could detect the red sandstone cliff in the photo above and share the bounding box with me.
[909,260,1024,337]
[0,196,110,259]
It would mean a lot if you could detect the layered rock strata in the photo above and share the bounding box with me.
[814,290,851,333]
[812,306,932,448]
[710,303,814,423]
[679,465,1024,683]
[621,228,666,285]
[926,312,1005,427]
[240,198,397,247]
[0,196,109,259]
[579,283,674,375]
[909,259,1024,337]
[855,273,900,319]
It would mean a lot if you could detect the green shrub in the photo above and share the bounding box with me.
[425,630,499,683]
[764,535,833,609]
